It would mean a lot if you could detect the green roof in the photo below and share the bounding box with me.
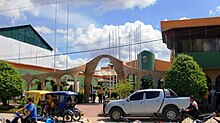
[0,24,53,51]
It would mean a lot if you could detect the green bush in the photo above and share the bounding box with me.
[111,90,119,98]
[17,98,27,108]
[77,91,85,103]
[0,62,24,105]
[164,54,207,99]
[116,80,133,98]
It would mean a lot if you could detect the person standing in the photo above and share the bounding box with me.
[102,88,106,101]
[98,88,103,103]
[210,86,217,110]
[203,89,210,112]
[92,88,97,103]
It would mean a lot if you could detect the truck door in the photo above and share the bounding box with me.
[127,91,145,114]
[143,91,162,114]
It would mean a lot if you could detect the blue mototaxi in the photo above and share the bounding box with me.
[45,91,81,122]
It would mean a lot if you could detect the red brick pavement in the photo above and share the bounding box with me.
[76,103,103,117]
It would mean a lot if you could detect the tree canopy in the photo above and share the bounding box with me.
[0,62,24,105]
[164,54,207,99]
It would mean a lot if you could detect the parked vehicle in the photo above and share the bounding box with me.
[104,89,190,121]
[25,90,51,105]
[44,91,81,122]
[25,90,51,116]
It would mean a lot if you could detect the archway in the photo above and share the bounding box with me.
[216,75,220,91]
[140,75,154,89]
[44,77,56,91]
[91,58,118,100]
[30,79,41,90]
[127,73,137,90]
[60,74,74,91]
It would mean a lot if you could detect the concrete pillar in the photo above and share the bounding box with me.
[74,76,78,92]
[56,79,61,91]
[84,74,93,103]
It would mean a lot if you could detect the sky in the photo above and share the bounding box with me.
[0,0,220,69]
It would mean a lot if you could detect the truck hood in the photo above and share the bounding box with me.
[108,99,126,104]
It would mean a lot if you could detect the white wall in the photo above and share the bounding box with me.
[0,35,54,68]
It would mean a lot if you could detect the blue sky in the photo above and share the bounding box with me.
[0,0,220,69]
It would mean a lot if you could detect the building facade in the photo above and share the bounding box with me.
[0,25,54,68]
[161,17,220,90]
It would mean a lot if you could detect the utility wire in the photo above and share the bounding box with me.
[2,38,162,61]
[1,26,220,59]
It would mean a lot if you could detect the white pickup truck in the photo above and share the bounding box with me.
[104,89,190,121]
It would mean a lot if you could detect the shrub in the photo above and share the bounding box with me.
[164,54,207,99]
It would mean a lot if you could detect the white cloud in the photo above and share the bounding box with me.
[0,0,39,23]
[36,4,97,28]
[209,10,214,15]
[54,51,88,69]
[0,0,96,27]
[34,26,53,34]
[179,17,190,20]
[209,6,220,16]
[95,0,156,12]
[217,6,220,12]
[56,28,75,41]
[57,20,170,62]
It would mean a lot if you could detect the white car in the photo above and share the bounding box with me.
[104,89,190,121]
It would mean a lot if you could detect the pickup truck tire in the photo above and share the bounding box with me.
[110,108,124,121]
[164,107,178,121]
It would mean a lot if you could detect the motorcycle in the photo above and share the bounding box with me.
[11,112,37,123]
[179,109,217,123]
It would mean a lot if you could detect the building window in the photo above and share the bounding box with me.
[203,38,219,51]
[192,39,203,52]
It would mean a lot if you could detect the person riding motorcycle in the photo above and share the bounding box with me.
[12,98,37,123]
[185,95,200,119]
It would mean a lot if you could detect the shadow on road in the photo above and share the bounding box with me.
[96,117,165,123]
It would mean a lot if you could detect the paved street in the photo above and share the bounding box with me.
[1,102,220,123]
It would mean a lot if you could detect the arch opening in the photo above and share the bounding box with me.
[140,75,154,89]
[60,74,74,91]
[30,79,41,90]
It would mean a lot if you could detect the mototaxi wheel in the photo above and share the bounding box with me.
[73,110,81,121]
[63,113,73,122]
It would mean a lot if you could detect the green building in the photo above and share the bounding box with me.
[161,17,220,90]
[137,50,155,70]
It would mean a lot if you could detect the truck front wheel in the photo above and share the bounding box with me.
[164,107,178,121]
[110,108,124,121]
